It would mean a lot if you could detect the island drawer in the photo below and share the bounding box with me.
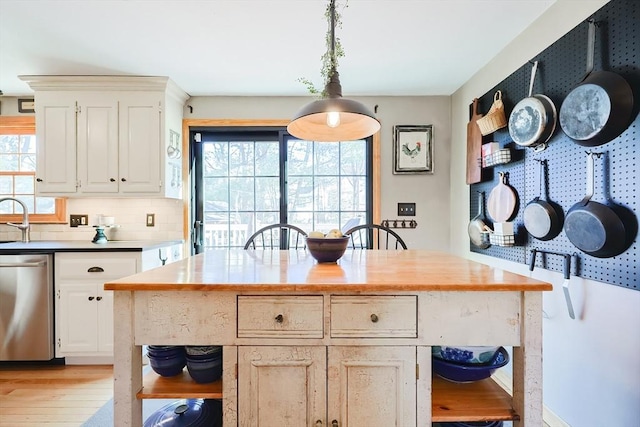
[237,295,324,338]
[330,295,418,338]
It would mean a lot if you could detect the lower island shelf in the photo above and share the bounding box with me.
[139,369,517,423]
[432,375,517,422]
[138,368,223,399]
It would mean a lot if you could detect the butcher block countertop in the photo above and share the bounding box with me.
[104,249,552,292]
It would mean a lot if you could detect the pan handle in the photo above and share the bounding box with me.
[583,19,596,79]
[579,151,598,206]
[528,60,538,97]
[562,254,575,320]
[528,249,537,271]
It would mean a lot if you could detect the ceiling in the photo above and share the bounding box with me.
[0,0,556,98]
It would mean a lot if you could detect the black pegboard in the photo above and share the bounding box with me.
[470,0,639,290]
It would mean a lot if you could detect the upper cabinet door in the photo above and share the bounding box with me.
[35,92,77,194]
[76,94,119,193]
[118,93,163,194]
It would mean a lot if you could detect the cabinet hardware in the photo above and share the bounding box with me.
[332,420,339,427]
[315,421,323,426]
[370,313,379,323]
[87,266,104,273]
[36,178,42,182]
[96,296,102,301]
[275,314,284,323]
[121,178,127,182]
[88,296,95,301]
[110,178,115,182]
[416,363,420,379]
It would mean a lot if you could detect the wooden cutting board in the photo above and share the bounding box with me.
[466,99,483,184]
[487,172,517,222]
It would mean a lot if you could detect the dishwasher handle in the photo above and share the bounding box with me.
[0,261,45,268]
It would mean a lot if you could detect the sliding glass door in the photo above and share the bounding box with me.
[190,127,371,253]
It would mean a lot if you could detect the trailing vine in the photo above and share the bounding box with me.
[298,0,348,97]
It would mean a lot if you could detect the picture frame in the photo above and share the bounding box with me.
[393,124,434,174]
[18,98,35,114]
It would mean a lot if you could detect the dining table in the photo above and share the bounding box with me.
[105,249,552,426]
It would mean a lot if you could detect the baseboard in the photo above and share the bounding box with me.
[64,356,114,365]
[492,370,570,427]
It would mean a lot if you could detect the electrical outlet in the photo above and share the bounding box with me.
[70,214,89,227]
[397,202,416,216]
[146,213,155,227]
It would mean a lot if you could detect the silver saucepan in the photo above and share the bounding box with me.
[509,61,557,151]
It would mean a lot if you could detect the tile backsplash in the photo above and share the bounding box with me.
[0,198,184,242]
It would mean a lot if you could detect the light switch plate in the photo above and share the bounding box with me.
[398,202,416,216]
[146,213,155,227]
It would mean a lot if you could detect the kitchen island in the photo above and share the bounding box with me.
[105,249,552,426]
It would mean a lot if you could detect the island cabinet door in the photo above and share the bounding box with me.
[327,346,417,427]
[238,346,327,427]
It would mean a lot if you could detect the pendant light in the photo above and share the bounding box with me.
[287,0,380,142]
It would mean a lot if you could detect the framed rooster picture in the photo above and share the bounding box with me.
[393,125,434,174]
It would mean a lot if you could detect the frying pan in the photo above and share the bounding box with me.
[564,152,631,258]
[487,172,517,223]
[523,159,563,241]
[509,61,557,151]
[468,191,490,249]
[559,20,634,146]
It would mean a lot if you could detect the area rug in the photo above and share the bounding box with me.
[81,398,176,427]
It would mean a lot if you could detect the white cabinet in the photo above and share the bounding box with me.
[21,75,188,198]
[55,245,183,359]
[55,253,136,357]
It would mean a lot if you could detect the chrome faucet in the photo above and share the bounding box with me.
[0,197,31,243]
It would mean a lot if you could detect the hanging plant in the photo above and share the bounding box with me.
[298,0,348,97]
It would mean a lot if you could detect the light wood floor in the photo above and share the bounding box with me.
[0,364,113,427]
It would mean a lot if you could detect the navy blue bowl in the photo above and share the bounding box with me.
[147,347,186,358]
[432,347,509,383]
[148,354,186,377]
[186,357,223,384]
[306,236,349,263]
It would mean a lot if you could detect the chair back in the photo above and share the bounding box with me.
[244,223,308,250]
[344,224,407,250]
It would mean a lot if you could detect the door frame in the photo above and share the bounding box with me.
[181,118,382,251]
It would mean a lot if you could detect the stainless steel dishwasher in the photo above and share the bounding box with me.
[0,254,54,361]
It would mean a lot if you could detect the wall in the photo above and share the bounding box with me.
[451,0,640,425]
[185,95,452,251]
[0,198,183,242]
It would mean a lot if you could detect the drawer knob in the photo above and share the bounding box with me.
[332,421,339,427]
[316,421,323,427]
[88,296,95,301]
[96,296,103,301]
[370,313,379,323]
[275,314,284,323]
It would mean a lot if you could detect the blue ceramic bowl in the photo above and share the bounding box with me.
[147,346,186,358]
[306,236,349,263]
[186,356,223,384]
[432,347,509,383]
[148,353,187,377]
[432,346,500,364]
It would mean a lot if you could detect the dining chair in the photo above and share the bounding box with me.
[344,223,408,250]
[243,223,308,250]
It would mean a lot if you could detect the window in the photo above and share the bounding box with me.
[0,116,66,223]
[193,128,371,251]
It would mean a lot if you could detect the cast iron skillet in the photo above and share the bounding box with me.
[523,159,563,241]
[559,20,634,147]
[564,152,635,258]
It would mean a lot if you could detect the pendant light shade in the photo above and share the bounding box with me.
[287,0,380,142]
